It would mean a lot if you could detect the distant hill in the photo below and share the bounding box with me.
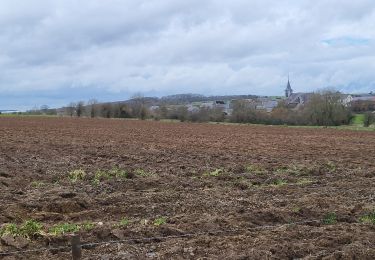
[109,93,260,106]
[159,93,259,104]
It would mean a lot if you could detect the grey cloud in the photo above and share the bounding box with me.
[0,0,375,109]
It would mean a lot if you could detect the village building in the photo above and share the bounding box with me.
[284,78,314,109]
[251,96,279,112]
[286,93,314,108]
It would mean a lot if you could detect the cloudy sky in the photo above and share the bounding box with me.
[1,0,375,110]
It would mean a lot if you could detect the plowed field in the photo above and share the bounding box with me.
[0,117,374,259]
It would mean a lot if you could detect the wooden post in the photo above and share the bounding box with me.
[71,234,81,260]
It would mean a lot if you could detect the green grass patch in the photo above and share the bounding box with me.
[113,217,130,228]
[0,223,19,237]
[323,212,337,225]
[20,220,44,239]
[92,167,128,185]
[48,221,95,236]
[359,211,375,224]
[80,221,95,231]
[351,114,365,125]
[1,220,96,238]
[153,217,167,226]
[0,220,43,239]
[68,169,86,183]
[108,167,128,178]
[49,223,81,236]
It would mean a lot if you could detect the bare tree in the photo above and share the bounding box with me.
[65,102,76,117]
[176,106,189,122]
[230,100,257,123]
[158,104,169,118]
[190,107,211,122]
[87,99,99,118]
[76,101,85,117]
[100,103,112,118]
[130,94,149,120]
[119,104,132,118]
[303,90,352,126]
[209,107,226,122]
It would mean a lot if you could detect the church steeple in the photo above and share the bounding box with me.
[285,74,293,98]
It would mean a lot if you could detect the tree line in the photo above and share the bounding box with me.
[28,90,374,127]
[64,97,149,120]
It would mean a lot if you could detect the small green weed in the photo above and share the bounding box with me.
[31,181,45,188]
[0,223,19,237]
[108,167,128,178]
[323,212,337,225]
[203,169,222,177]
[359,211,375,224]
[92,167,129,185]
[325,161,337,173]
[92,170,110,185]
[49,221,96,236]
[153,217,167,226]
[92,177,100,186]
[292,206,301,213]
[81,221,95,231]
[119,218,129,227]
[114,217,130,228]
[20,220,44,239]
[49,223,80,236]
[68,169,86,183]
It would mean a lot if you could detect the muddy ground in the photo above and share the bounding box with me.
[0,117,374,259]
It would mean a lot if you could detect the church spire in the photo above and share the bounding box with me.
[285,74,293,98]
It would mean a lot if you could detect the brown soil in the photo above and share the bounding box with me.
[0,117,374,259]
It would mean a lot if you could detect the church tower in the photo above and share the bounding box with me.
[285,75,293,98]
